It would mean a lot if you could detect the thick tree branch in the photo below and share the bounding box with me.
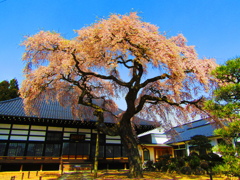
[135,95,205,114]
[71,53,131,87]
[94,109,120,136]
[116,57,134,69]
[60,73,118,118]
[140,73,171,88]
[127,60,143,88]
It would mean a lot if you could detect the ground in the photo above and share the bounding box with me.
[0,170,238,180]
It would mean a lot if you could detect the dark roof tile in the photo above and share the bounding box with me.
[166,119,216,144]
[0,97,154,126]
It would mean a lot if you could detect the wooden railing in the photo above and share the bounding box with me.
[0,156,61,162]
[0,155,128,163]
[105,157,128,160]
[61,155,90,160]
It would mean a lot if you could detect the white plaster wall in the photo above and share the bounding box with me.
[149,147,155,162]
[138,146,156,163]
[151,134,169,144]
[210,138,218,147]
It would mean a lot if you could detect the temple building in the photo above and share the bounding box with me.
[0,97,155,171]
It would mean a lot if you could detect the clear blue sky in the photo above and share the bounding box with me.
[1,0,240,86]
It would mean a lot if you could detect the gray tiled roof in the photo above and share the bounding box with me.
[0,97,153,126]
[166,119,216,144]
[0,97,75,120]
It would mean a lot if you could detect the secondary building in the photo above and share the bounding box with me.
[165,119,220,157]
[138,128,173,163]
[138,119,239,162]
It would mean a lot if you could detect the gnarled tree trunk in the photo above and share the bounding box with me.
[95,108,143,178]
[120,120,143,178]
[93,129,100,178]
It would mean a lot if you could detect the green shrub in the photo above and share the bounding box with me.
[180,166,192,175]
[143,160,155,171]
[194,166,205,175]
[188,155,201,170]
[154,154,171,172]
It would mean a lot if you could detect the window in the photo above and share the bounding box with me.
[122,146,127,157]
[174,146,186,157]
[0,143,6,156]
[106,145,113,158]
[114,146,121,157]
[155,148,171,160]
[174,149,186,157]
[91,134,105,144]
[62,142,90,156]
[179,145,185,149]
[105,145,122,158]
[143,148,150,161]
[27,143,44,156]
[173,145,185,149]
[69,143,77,155]
[77,143,90,155]
[8,143,26,156]
[91,145,105,158]
[46,131,62,141]
[45,144,61,156]
[70,134,85,142]
[173,145,186,157]
[62,143,70,155]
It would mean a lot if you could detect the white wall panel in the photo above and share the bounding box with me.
[106,135,121,140]
[0,124,11,128]
[79,129,91,133]
[85,134,91,138]
[13,124,29,129]
[29,136,45,141]
[30,131,46,136]
[64,132,71,137]
[0,129,10,134]
[11,130,28,135]
[48,126,63,131]
[106,139,121,144]
[10,135,28,140]
[31,125,46,130]
[64,127,78,132]
[0,135,8,140]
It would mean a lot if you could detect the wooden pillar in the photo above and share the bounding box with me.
[154,148,156,162]
[94,130,100,178]
[20,164,23,172]
[21,172,24,180]
[171,147,175,158]
[185,143,190,156]
[40,164,43,171]
[59,162,63,175]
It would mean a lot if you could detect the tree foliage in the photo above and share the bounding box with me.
[213,121,240,178]
[20,13,217,178]
[204,57,240,122]
[0,78,19,101]
[204,57,240,177]
[189,135,213,155]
